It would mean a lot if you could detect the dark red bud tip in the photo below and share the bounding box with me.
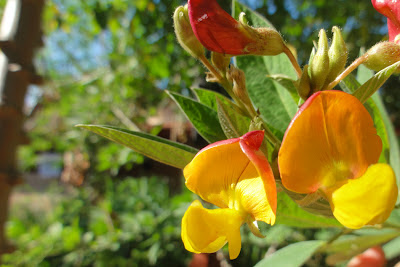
[188,0,253,55]
[241,130,265,150]
[372,0,400,43]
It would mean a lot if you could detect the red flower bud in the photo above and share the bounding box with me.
[372,0,400,43]
[187,0,284,56]
[347,246,386,267]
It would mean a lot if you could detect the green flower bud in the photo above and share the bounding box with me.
[364,41,400,73]
[238,13,285,56]
[297,65,311,100]
[325,26,348,85]
[309,29,329,91]
[173,5,204,59]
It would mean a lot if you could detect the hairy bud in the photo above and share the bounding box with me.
[309,29,330,91]
[325,26,348,85]
[173,5,204,58]
[364,41,400,73]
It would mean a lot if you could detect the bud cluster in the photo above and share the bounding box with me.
[297,27,348,99]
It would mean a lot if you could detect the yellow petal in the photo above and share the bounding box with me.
[279,91,382,194]
[184,131,277,225]
[181,200,244,259]
[324,163,398,229]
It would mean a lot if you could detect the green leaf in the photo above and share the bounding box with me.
[267,74,300,103]
[233,1,274,28]
[167,91,226,143]
[324,229,400,265]
[192,88,232,111]
[77,125,197,169]
[216,98,251,139]
[233,2,298,139]
[353,61,400,103]
[254,240,325,267]
[276,192,341,228]
[383,236,400,260]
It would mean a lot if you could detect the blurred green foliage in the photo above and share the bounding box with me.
[3,177,195,266]
[3,177,340,267]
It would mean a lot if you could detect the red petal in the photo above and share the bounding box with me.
[372,0,400,42]
[188,0,253,55]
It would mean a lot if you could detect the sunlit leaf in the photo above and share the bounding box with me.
[77,125,197,169]
[167,91,226,143]
[254,240,325,267]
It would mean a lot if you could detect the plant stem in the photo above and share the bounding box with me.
[283,45,302,79]
[326,55,367,90]
[262,121,281,148]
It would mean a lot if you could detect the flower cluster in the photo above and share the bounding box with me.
[174,0,399,260]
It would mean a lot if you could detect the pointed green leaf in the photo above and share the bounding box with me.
[276,192,341,228]
[192,88,233,111]
[353,61,400,103]
[167,91,226,143]
[254,240,325,267]
[383,236,400,260]
[77,125,197,169]
[267,74,300,103]
[216,98,251,139]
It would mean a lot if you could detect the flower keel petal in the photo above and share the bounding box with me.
[181,200,244,259]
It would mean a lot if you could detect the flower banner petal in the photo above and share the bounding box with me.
[278,91,382,194]
[183,137,248,208]
[181,200,243,259]
[324,163,398,229]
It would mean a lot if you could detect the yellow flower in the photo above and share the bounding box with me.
[182,130,277,259]
[278,90,398,229]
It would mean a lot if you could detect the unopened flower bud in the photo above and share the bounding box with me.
[297,65,311,100]
[364,41,400,73]
[211,52,231,73]
[228,66,252,107]
[309,29,330,91]
[173,5,204,58]
[238,13,285,56]
[188,0,284,56]
[325,26,348,85]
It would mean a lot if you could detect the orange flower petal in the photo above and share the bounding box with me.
[278,91,382,194]
[181,200,243,259]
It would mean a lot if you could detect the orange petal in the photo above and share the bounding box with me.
[181,200,243,259]
[324,163,398,229]
[278,91,382,194]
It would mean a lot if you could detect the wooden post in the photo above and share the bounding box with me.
[0,0,44,254]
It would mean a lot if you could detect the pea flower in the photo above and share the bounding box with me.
[372,0,400,43]
[187,0,284,55]
[182,131,277,259]
[278,91,398,229]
